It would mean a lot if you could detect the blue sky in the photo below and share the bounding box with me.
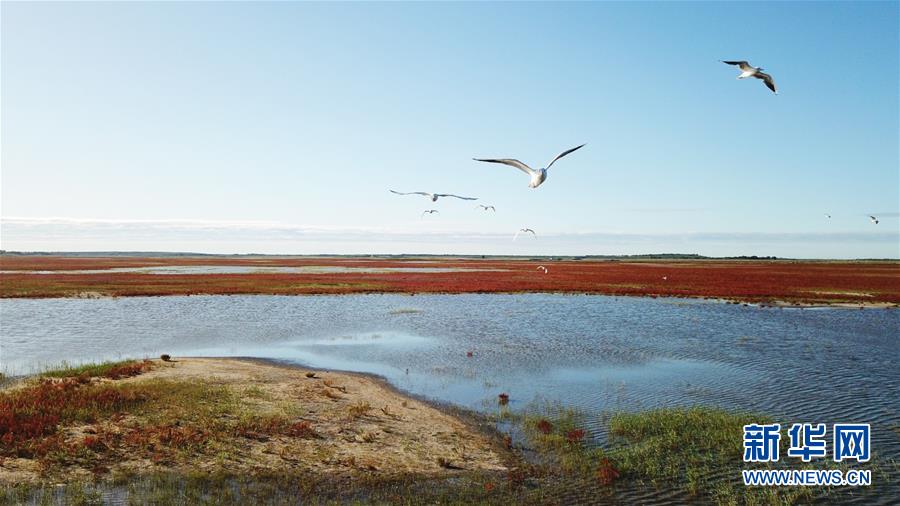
[2,1,898,258]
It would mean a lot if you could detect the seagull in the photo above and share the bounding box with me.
[476,204,496,212]
[869,215,879,225]
[390,190,477,202]
[421,209,439,218]
[536,265,548,274]
[473,144,586,189]
[721,61,777,94]
[825,213,832,219]
[514,228,536,240]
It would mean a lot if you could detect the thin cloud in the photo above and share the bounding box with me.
[2,217,897,244]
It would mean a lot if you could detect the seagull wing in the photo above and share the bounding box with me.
[435,193,478,201]
[545,144,586,170]
[755,72,777,94]
[473,158,536,176]
[722,60,751,71]
[391,190,431,197]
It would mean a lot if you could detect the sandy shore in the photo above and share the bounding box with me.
[0,358,510,485]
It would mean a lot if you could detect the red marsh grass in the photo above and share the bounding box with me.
[2,255,898,305]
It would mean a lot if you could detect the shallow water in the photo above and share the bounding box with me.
[1,294,898,502]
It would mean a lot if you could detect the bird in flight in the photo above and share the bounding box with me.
[536,265,548,274]
[869,215,879,225]
[721,61,777,94]
[514,228,536,240]
[476,204,496,212]
[825,213,832,219]
[421,209,439,217]
[390,190,477,202]
[473,144,586,189]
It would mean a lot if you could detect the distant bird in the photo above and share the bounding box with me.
[514,228,536,240]
[825,213,832,219]
[870,215,879,225]
[390,190,477,202]
[662,276,668,281]
[536,265,548,274]
[476,204,496,212]
[473,144,586,189]
[421,209,439,217]
[721,61,777,94]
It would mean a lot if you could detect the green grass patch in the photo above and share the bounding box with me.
[607,406,753,488]
[515,405,828,504]
[41,359,152,380]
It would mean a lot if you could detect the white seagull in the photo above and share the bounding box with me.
[869,215,879,225]
[721,61,777,94]
[825,213,832,219]
[473,144,586,189]
[476,204,496,212]
[390,190,477,202]
[514,228,536,240]
[536,265,548,274]
[421,209,439,218]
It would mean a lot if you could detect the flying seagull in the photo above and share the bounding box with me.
[721,61,777,94]
[825,213,832,219]
[536,265,548,274]
[390,190,477,202]
[473,144,586,189]
[870,215,879,225]
[514,228,536,240]
[421,209,439,217]
[476,204,496,212]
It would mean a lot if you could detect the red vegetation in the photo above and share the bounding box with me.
[565,428,585,444]
[285,421,316,439]
[506,467,527,488]
[0,378,149,458]
[82,435,105,451]
[536,419,553,435]
[101,360,154,380]
[1,256,899,305]
[596,457,620,485]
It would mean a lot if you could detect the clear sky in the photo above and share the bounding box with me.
[2,1,898,258]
